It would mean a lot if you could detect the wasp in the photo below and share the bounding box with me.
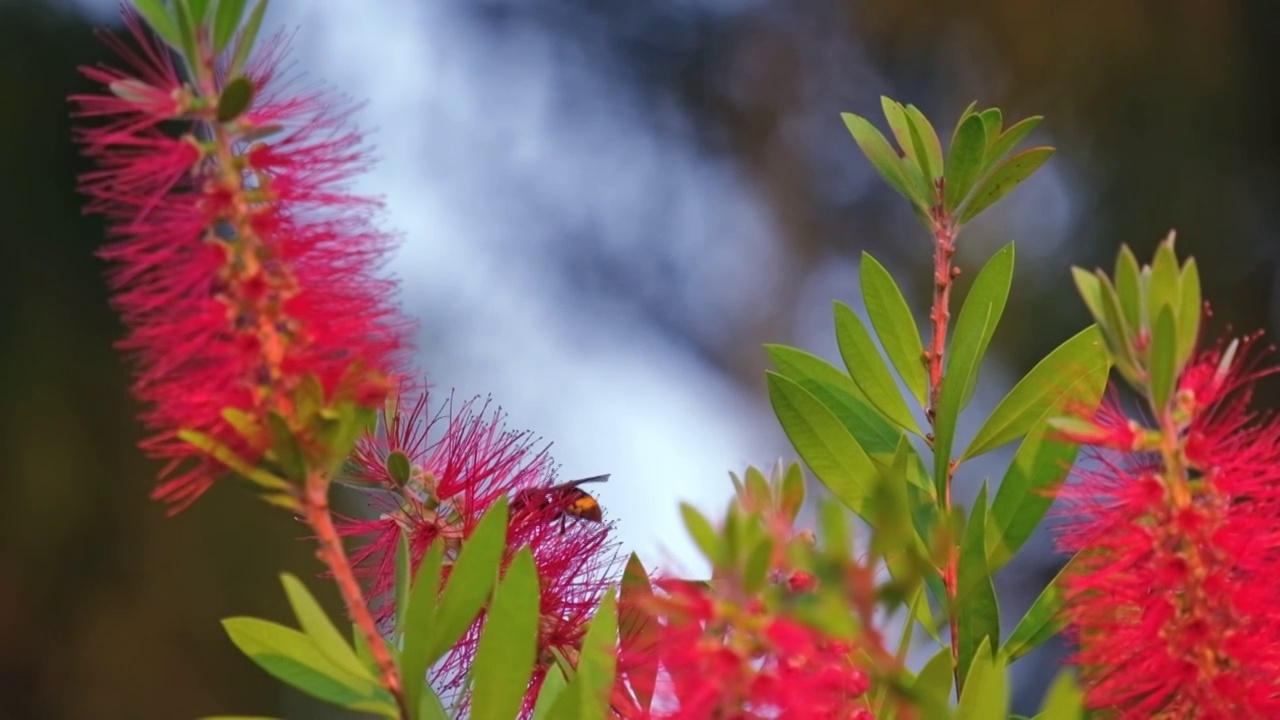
[511,474,609,530]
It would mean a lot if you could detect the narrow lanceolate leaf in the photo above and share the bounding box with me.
[1002,556,1077,664]
[932,244,1015,493]
[985,116,1043,166]
[279,574,375,683]
[427,498,508,663]
[550,591,619,719]
[910,648,955,718]
[943,112,988,212]
[1038,669,1085,720]
[955,637,1009,720]
[213,0,251,52]
[680,503,720,563]
[881,97,919,163]
[618,554,658,712]
[1147,235,1182,333]
[957,484,1000,689]
[531,667,569,720]
[958,147,1054,224]
[1114,245,1144,335]
[229,0,270,77]
[470,549,541,720]
[964,325,1110,459]
[767,371,877,517]
[978,108,1003,154]
[221,618,398,715]
[1071,267,1104,324]
[986,416,1092,570]
[861,252,929,407]
[400,536,447,714]
[835,301,923,436]
[1149,306,1178,412]
[1176,258,1202,371]
[841,112,923,207]
[765,345,901,455]
[131,0,183,49]
[905,104,945,181]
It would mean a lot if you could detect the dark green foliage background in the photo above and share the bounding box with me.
[3,1,1278,717]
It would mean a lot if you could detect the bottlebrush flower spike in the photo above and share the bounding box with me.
[337,388,622,713]
[1055,333,1280,718]
[616,579,874,720]
[71,11,408,509]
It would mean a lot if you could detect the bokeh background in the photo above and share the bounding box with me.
[5,0,1280,717]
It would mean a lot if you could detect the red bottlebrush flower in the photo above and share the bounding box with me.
[71,12,408,509]
[616,579,873,720]
[1055,339,1280,719]
[337,389,622,714]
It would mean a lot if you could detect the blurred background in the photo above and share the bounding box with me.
[5,0,1280,717]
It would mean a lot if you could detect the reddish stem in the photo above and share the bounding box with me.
[303,473,410,719]
[925,213,962,695]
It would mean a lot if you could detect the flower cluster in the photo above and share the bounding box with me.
[337,387,621,712]
[618,579,873,720]
[73,12,407,508]
[1055,334,1280,718]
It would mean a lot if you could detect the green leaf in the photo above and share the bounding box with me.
[978,108,1002,155]
[1177,258,1202,371]
[427,498,507,662]
[222,617,397,715]
[986,417,1091,570]
[279,574,374,683]
[986,116,1043,165]
[531,667,569,720]
[881,97,917,163]
[213,0,250,51]
[131,0,183,49]
[905,104,945,181]
[265,412,306,482]
[1002,557,1076,663]
[933,243,1015,493]
[187,0,211,20]
[1149,306,1178,412]
[958,147,1054,224]
[618,554,658,712]
[1071,267,1104,324]
[550,591,619,720]
[766,371,877,517]
[680,503,720,563]
[910,647,955,718]
[401,538,446,714]
[779,461,806,523]
[171,0,199,66]
[178,428,292,493]
[1038,669,1084,720]
[393,533,412,637]
[1094,272,1141,379]
[964,325,1110,459]
[228,0,269,77]
[841,112,923,207]
[416,687,450,720]
[765,345,901,456]
[471,549,541,720]
[1147,234,1181,333]
[1114,245,1144,335]
[861,252,929,407]
[834,301,922,435]
[957,483,1000,689]
[217,75,256,123]
[199,717,282,720]
[955,637,1009,720]
[943,112,988,212]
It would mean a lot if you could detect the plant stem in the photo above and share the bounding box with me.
[926,215,962,696]
[304,472,410,719]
